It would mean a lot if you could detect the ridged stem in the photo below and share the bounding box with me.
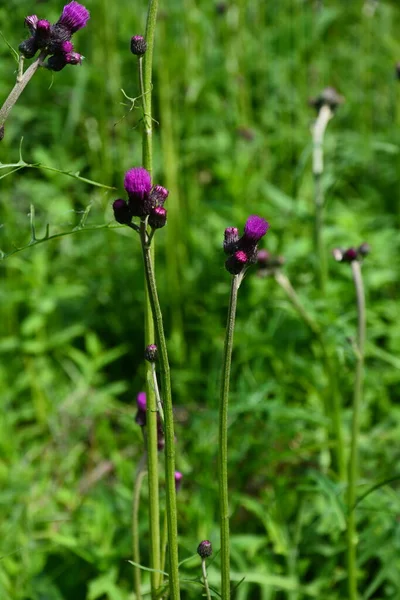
[140,233,180,600]
[132,454,147,600]
[347,260,366,600]
[138,2,161,596]
[218,275,241,600]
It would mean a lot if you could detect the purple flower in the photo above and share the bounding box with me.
[137,391,147,412]
[243,216,270,244]
[58,1,90,34]
[25,15,38,34]
[150,185,169,207]
[197,540,213,559]
[124,167,152,198]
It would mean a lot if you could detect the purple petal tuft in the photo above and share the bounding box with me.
[58,1,90,34]
[244,215,270,243]
[136,391,147,412]
[124,167,152,198]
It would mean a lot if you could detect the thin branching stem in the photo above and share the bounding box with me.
[201,559,212,600]
[347,260,366,600]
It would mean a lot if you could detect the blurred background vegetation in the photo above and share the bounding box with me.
[1,0,400,598]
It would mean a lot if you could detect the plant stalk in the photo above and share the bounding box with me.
[201,559,212,600]
[140,234,180,600]
[218,275,241,600]
[132,454,147,600]
[0,51,47,130]
[347,260,366,600]
[312,104,333,294]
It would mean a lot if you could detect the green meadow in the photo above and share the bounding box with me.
[1,0,400,598]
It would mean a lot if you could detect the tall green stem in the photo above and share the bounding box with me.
[132,454,147,600]
[312,104,333,295]
[219,275,241,600]
[140,234,180,600]
[138,1,161,596]
[201,559,212,600]
[347,260,366,600]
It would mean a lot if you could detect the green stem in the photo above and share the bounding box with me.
[219,275,241,600]
[0,51,47,130]
[138,2,161,596]
[274,271,345,480]
[140,231,180,600]
[132,455,147,600]
[347,260,366,600]
[201,559,212,600]
[312,104,333,295]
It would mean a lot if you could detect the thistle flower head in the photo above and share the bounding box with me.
[144,344,158,363]
[225,250,248,275]
[148,206,167,229]
[243,215,270,244]
[25,15,38,33]
[197,540,212,559]
[124,167,152,198]
[113,199,132,225]
[223,227,239,254]
[150,185,169,207]
[65,51,83,65]
[58,1,90,34]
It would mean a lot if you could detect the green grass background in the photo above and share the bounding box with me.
[1,0,400,598]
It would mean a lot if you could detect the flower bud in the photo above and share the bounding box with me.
[130,35,147,56]
[150,185,169,206]
[145,344,158,363]
[25,15,38,34]
[225,250,248,275]
[19,37,38,59]
[148,206,167,229]
[197,540,212,559]
[223,227,239,254]
[113,199,132,225]
[36,19,51,47]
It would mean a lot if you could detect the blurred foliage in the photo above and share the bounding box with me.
[1,0,400,598]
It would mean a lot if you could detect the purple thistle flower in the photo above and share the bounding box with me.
[58,1,90,34]
[60,40,74,53]
[124,167,154,217]
[25,15,38,34]
[243,215,270,244]
[35,19,51,47]
[65,51,83,65]
[148,206,167,229]
[175,471,183,492]
[137,391,147,412]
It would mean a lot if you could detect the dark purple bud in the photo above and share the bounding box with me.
[342,248,358,263]
[60,40,74,53]
[148,206,167,229]
[225,250,248,275]
[197,540,212,559]
[223,227,239,254]
[135,391,147,427]
[257,249,270,267]
[19,37,39,59]
[113,199,132,225]
[25,15,38,34]
[358,242,371,257]
[0,126,4,141]
[35,19,51,47]
[130,35,147,56]
[150,185,169,207]
[309,87,344,112]
[124,167,153,217]
[65,51,83,65]
[144,344,158,363]
[58,1,90,34]
[175,471,183,492]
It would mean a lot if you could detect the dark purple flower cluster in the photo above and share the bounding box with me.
[19,2,89,71]
[224,215,270,275]
[332,243,370,264]
[113,167,169,227]
[135,391,165,451]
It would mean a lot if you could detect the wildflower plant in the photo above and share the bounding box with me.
[0,2,89,136]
